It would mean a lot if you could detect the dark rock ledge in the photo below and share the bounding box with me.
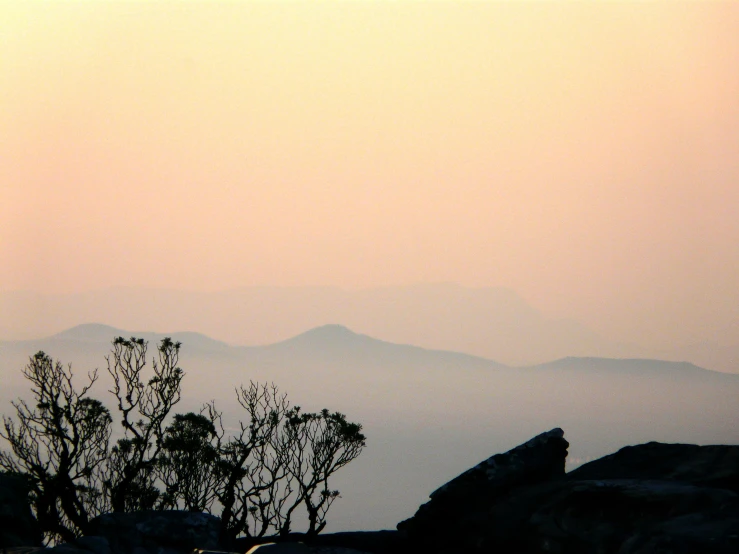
[3,429,739,554]
[397,428,739,554]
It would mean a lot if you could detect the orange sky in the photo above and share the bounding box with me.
[2,1,738,346]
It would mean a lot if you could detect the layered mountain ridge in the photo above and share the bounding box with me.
[2,322,738,533]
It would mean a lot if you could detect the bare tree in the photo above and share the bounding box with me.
[278,408,366,536]
[104,337,184,513]
[0,352,111,543]
[210,383,366,542]
[2,342,366,545]
[214,382,292,545]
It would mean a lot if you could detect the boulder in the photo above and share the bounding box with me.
[47,535,113,554]
[396,432,739,553]
[86,511,220,554]
[0,472,43,548]
[397,428,569,550]
[72,536,112,554]
[567,441,739,493]
[527,479,739,553]
[303,531,404,554]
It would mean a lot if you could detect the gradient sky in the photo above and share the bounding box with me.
[2,1,738,347]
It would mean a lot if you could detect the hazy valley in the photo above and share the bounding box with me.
[2,321,738,532]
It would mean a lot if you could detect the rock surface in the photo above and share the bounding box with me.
[397,430,739,554]
[300,531,402,554]
[397,427,569,551]
[0,472,43,549]
[567,441,739,492]
[526,479,739,553]
[6,431,739,554]
[85,511,220,554]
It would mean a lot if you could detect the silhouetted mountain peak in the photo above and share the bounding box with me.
[51,324,231,351]
[276,324,371,347]
[300,324,361,338]
[254,323,507,371]
[53,323,128,342]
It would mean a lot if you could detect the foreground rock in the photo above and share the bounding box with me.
[397,427,569,551]
[0,472,43,549]
[398,430,739,553]
[83,511,220,554]
[528,479,739,553]
[567,440,739,492]
[7,432,739,554]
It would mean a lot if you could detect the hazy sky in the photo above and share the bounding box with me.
[2,1,738,346]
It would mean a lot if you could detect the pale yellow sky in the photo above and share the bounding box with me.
[1,1,738,346]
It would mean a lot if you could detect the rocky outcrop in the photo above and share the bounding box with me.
[0,472,43,549]
[7,431,739,554]
[526,479,739,553]
[567,441,739,492]
[397,428,569,551]
[300,531,403,554]
[397,430,739,554]
[82,511,220,554]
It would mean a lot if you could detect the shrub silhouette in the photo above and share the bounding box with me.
[0,337,366,545]
[105,337,185,514]
[0,352,111,543]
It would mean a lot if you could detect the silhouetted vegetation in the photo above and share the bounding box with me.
[0,337,365,545]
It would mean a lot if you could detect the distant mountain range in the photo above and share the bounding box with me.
[3,322,736,437]
[0,285,636,365]
[2,322,738,533]
[53,323,233,351]
[2,285,735,372]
